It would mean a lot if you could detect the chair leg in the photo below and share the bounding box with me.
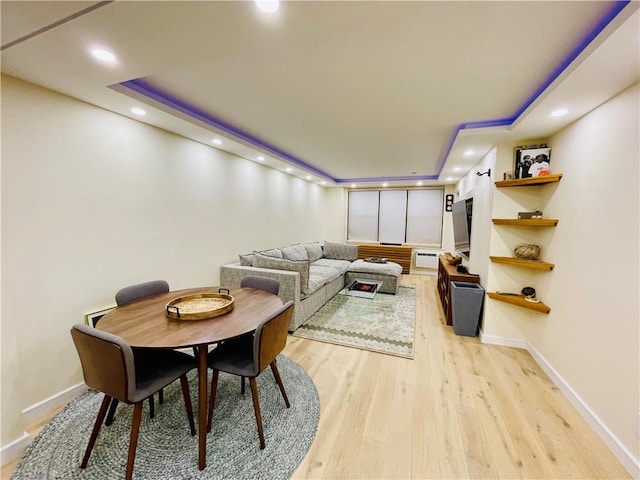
[105,397,119,426]
[207,369,219,433]
[270,359,290,408]
[148,395,155,419]
[125,402,144,480]
[81,395,111,468]
[179,375,196,436]
[159,388,164,404]
[249,377,266,449]
[241,376,245,395]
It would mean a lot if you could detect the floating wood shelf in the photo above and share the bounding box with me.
[492,218,559,227]
[489,256,555,270]
[487,292,551,313]
[495,173,563,188]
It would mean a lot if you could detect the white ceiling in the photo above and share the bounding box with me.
[2,1,639,187]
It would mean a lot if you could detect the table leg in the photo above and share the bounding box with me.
[197,345,208,470]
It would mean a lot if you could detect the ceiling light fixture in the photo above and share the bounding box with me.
[286,167,292,172]
[131,108,146,116]
[551,108,569,117]
[91,48,117,63]
[257,156,265,161]
[212,139,222,145]
[446,177,455,182]
[255,0,279,13]
[351,184,357,188]
[320,181,327,186]
[464,150,474,156]
[382,182,389,187]
[306,175,312,180]
[417,181,423,186]
[454,167,462,172]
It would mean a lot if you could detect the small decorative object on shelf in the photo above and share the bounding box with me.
[521,286,539,303]
[518,210,543,219]
[444,252,462,265]
[514,243,541,260]
[503,171,515,180]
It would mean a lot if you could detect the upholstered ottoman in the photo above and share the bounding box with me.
[345,260,403,294]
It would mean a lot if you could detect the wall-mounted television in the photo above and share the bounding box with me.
[452,197,473,258]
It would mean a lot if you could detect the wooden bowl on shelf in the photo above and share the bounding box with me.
[444,252,462,265]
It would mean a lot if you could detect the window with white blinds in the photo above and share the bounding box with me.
[347,188,443,245]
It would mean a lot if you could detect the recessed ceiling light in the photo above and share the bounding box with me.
[551,108,569,117]
[306,175,312,180]
[464,150,474,156]
[351,184,357,188]
[417,181,423,186]
[131,108,146,116]
[286,167,292,172]
[382,182,389,187]
[212,138,222,145]
[255,0,279,13]
[446,177,455,181]
[91,48,117,63]
[320,181,327,185]
[257,156,265,161]
[454,167,462,172]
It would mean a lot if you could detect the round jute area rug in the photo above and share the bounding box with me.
[12,355,319,480]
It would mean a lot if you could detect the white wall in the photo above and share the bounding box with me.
[0,75,346,451]
[483,83,640,474]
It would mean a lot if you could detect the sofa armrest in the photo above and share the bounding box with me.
[220,263,301,305]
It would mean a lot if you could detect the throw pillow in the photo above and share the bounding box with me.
[304,242,323,262]
[259,248,283,258]
[323,241,358,261]
[253,251,310,294]
[239,253,254,266]
[280,244,309,261]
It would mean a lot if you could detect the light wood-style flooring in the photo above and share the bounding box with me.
[2,274,630,479]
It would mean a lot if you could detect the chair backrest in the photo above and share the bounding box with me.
[70,324,135,403]
[253,301,294,372]
[240,276,280,296]
[115,280,169,306]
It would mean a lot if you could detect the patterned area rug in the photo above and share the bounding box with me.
[12,355,318,480]
[293,285,416,358]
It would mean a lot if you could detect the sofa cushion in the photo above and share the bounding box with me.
[312,258,353,274]
[280,244,309,261]
[239,253,254,266]
[253,251,310,294]
[323,242,358,261]
[304,242,323,262]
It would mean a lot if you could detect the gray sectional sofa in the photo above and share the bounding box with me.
[220,242,358,331]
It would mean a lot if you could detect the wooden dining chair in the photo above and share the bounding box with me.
[70,324,196,480]
[106,280,171,424]
[206,300,294,449]
[240,276,280,296]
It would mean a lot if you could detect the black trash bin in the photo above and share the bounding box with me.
[451,281,485,337]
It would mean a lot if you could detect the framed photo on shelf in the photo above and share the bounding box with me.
[514,145,551,179]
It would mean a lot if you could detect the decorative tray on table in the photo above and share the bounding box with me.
[165,289,234,321]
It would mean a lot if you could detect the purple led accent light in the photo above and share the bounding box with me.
[118,0,629,183]
[436,0,631,174]
[119,78,333,180]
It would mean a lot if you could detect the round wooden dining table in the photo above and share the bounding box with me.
[97,286,284,470]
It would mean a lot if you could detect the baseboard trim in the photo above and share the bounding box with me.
[526,345,640,478]
[479,332,527,349]
[0,431,30,466]
[1,382,87,467]
[22,382,87,425]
